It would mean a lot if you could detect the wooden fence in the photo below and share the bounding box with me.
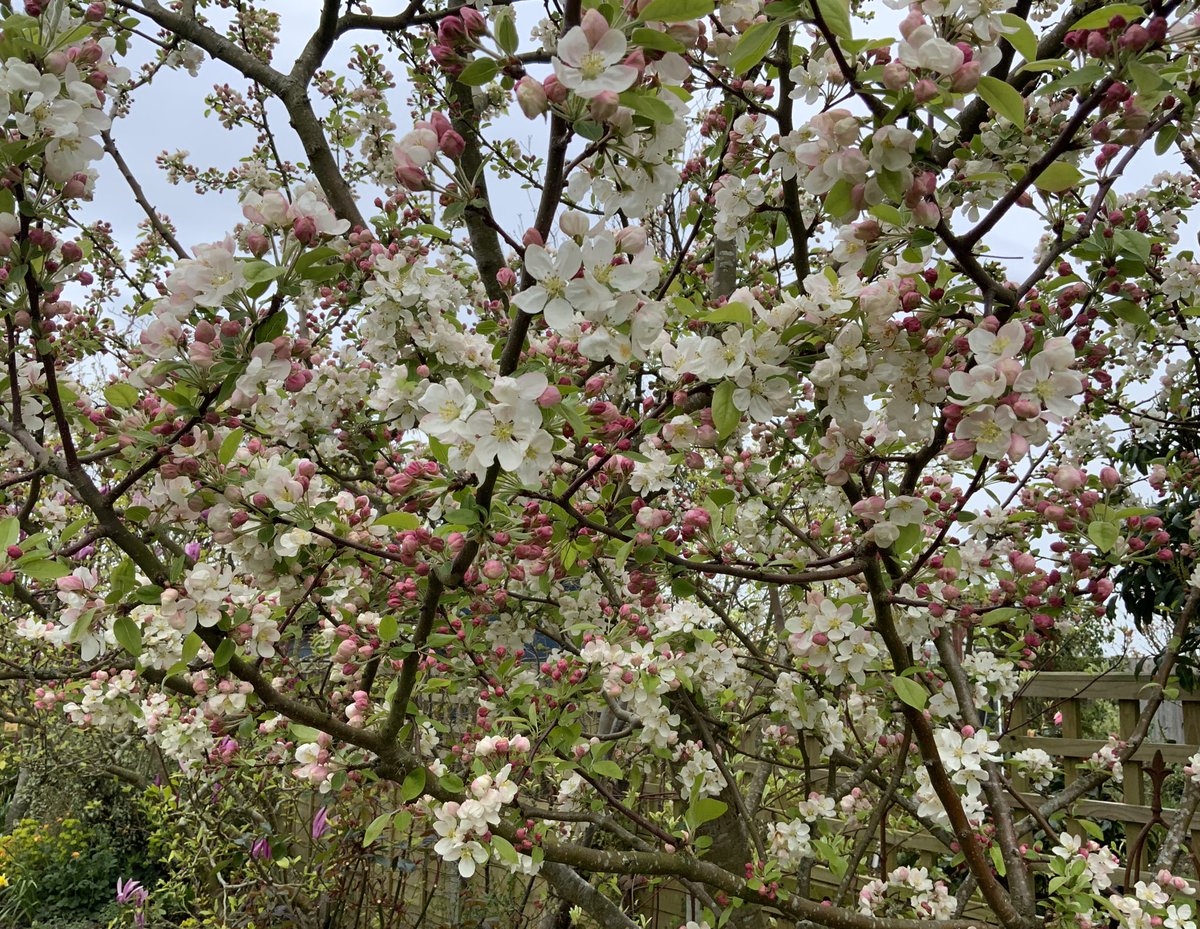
[1003,671,1200,879]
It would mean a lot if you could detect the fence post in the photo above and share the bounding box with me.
[1184,701,1200,867]
[1120,699,1144,851]
[1060,698,1083,839]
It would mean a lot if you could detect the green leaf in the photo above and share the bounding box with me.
[689,797,728,826]
[242,260,286,284]
[574,120,604,141]
[592,759,624,779]
[19,558,69,581]
[711,380,740,440]
[813,0,852,40]
[894,522,922,554]
[618,90,676,123]
[892,675,929,710]
[113,615,143,657]
[1071,4,1145,30]
[181,632,204,666]
[1113,230,1151,264]
[213,637,236,670]
[1041,63,1105,93]
[1087,520,1119,553]
[1015,58,1070,73]
[254,310,286,344]
[1128,61,1167,95]
[631,27,687,52]
[0,516,18,551]
[490,834,519,864]
[457,58,498,86]
[640,0,715,22]
[219,427,244,467]
[1156,124,1179,157]
[401,767,427,802]
[290,723,321,742]
[981,607,1022,626]
[104,382,139,409]
[706,302,753,326]
[1033,160,1083,193]
[363,812,391,847]
[823,178,853,218]
[375,511,421,530]
[494,9,519,54]
[996,12,1036,62]
[978,76,1025,130]
[729,21,780,74]
[379,615,399,641]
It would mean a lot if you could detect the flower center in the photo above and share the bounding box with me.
[543,275,566,299]
[578,50,607,81]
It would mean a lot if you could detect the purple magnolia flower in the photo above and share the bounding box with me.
[116,878,149,929]
[250,837,272,861]
[116,878,147,905]
[312,806,329,840]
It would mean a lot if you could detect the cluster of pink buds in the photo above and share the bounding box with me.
[430,7,487,75]
[1064,14,1167,59]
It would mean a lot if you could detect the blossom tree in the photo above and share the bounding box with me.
[4,0,1200,926]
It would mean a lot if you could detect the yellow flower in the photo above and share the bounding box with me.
[0,874,9,887]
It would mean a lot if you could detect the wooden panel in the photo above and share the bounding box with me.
[1017,673,1200,702]
[1001,735,1199,765]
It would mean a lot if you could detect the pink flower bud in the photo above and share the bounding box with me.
[881,61,909,90]
[543,75,568,104]
[899,9,924,38]
[1053,466,1086,492]
[950,60,981,93]
[481,559,506,580]
[537,386,562,407]
[515,76,549,118]
[430,112,453,139]
[913,78,939,103]
[438,129,465,159]
[292,215,318,245]
[522,227,544,247]
[460,6,487,37]
[589,90,620,121]
[1011,552,1038,575]
[496,267,517,289]
[247,231,270,256]
[615,225,647,253]
[393,151,428,191]
[581,8,610,45]
[1100,466,1120,489]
